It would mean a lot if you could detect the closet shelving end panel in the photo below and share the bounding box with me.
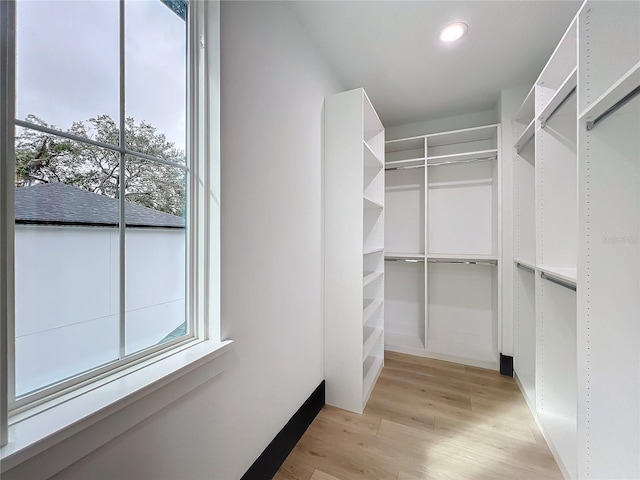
[577,2,640,477]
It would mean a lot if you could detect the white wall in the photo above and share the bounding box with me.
[10,2,343,479]
[14,225,185,396]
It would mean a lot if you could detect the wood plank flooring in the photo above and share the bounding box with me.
[275,351,562,480]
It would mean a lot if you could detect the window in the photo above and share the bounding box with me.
[1,0,222,455]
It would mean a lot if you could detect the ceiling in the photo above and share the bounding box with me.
[290,1,582,127]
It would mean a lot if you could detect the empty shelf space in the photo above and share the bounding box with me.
[363,299,383,325]
[363,270,383,287]
[363,196,384,210]
[363,326,383,361]
[362,355,383,391]
[514,119,536,152]
[363,246,384,255]
[384,331,425,352]
[539,68,577,127]
[364,140,384,169]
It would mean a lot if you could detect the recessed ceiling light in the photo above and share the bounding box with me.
[439,22,468,43]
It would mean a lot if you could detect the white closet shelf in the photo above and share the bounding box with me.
[384,332,425,354]
[514,118,535,152]
[539,67,577,127]
[363,246,384,255]
[537,265,577,286]
[363,196,384,210]
[363,140,384,169]
[427,253,498,265]
[363,271,383,287]
[363,299,383,326]
[385,252,425,261]
[579,61,640,125]
[515,85,536,123]
[514,258,536,271]
[362,326,383,362]
[362,355,383,401]
[385,135,425,153]
[426,149,497,165]
[426,124,499,147]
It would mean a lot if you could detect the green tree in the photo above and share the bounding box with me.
[15,115,186,216]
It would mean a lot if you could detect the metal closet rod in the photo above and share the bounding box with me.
[385,257,425,263]
[428,258,497,266]
[540,271,576,292]
[427,155,496,167]
[586,85,640,131]
[540,86,577,129]
[385,164,425,171]
[516,262,535,274]
[516,133,534,155]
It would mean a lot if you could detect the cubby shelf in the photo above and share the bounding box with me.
[364,196,384,210]
[364,140,384,169]
[363,271,383,287]
[362,326,383,361]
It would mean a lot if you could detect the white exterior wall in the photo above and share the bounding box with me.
[1,2,344,479]
[14,225,186,396]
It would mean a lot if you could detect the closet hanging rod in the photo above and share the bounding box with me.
[427,258,497,266]
[516,262,535,274]
[385,258,425,263]
[427,155,496,168]
[516,134,534,155]
[540,271,576,291]
[586,85,640,131]
[385,164,425,171]
[540,86,577,129]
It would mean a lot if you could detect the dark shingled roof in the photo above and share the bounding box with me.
[15,183,185,228]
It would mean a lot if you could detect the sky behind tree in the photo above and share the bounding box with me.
[16,0,186,151]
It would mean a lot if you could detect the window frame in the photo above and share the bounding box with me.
[0,0,223,454]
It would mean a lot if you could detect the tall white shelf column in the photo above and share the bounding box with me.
[324,88,385,414]
[578,1,640,478]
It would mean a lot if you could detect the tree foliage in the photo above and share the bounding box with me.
[15,115,186,216]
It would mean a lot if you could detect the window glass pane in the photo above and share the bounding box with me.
[125,0,186,156]
[124,156,187,355]
[16,0,119,144]
[14,128,121,397]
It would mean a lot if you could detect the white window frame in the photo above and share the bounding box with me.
[0,0,228,474]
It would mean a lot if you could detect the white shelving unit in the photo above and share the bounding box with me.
[384,124,501,370]
[577,2,640,479]
[511,3,640,478]
[324,88,385,414]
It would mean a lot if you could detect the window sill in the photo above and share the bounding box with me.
[0,339,233,477]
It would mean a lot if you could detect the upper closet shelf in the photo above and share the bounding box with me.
[426,148,497,166]
[514,119,535,154]
[385,252,425,262]
[426,124,498,146]
[385,135,425,152]
[515,85,536,123]
[539,68,577,129]
[364,140,384,169]
[363,196,384,210]
[579,61,640,129]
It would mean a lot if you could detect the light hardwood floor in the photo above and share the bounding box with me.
[275,351,562,480]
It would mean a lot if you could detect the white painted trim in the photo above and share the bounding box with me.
[0,339,232,477]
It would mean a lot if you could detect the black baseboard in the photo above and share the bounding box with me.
[241,380,325,480]
[500,354,514,377]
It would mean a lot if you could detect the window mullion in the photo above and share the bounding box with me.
[118,0,126,360]
[0,0,17,448]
